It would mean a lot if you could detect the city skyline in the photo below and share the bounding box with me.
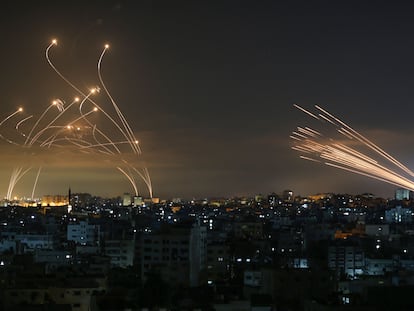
[1,1,414,199]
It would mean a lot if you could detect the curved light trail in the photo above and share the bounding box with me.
[0,39,153,201]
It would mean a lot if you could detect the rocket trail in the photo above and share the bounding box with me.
[7,167,31,200]
[292,104,414,192]
[0,39,153,199]
[315,105,414,176]
[31,167,42,200]
[97,45,141,155]
[16,115,33,132]
[46,43,138,155]
[28,97,81,147]
[117,167,138,196]
[24,102,58,145]
[293,104,320,120]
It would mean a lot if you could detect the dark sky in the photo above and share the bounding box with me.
[0,1,414,199]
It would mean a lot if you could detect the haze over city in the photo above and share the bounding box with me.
[1,1,414,199]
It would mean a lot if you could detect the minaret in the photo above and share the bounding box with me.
[68,187,72,213]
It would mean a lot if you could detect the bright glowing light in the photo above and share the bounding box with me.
[292,104,414,192]
[0,39,153,200]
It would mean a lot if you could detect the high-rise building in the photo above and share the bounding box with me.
[140,221,207,287]
[133,196,143,207]
[328,245,364,278]
[67,220,100,246]
[282,189,294,202]
[267,192,279,206]
[395,188,411,200]
[104,239,135,268]
[385,205,412,223]
[71,193,92,209]
[123,193,132,206]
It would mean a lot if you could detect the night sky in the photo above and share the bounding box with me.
[1,1,414,199]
